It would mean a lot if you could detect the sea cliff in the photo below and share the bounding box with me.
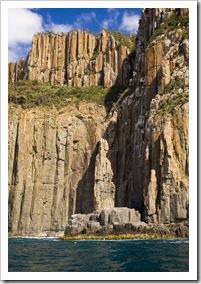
[8,8,189,238]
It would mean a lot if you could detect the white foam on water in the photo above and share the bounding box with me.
[22,236,59,240]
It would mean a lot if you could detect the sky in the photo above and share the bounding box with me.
[8,8,142,62]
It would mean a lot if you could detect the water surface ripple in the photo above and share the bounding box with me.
[8,238,189,272]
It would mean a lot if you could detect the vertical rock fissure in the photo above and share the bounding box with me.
[51,129,59,229]
[18,182,26,232]
[8,8,189,234]
[154,137,162,220]
[29,150,37,222]
[11,121,19,185]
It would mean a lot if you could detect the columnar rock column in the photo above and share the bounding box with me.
[94,138,115,210]
[8,29,132,87]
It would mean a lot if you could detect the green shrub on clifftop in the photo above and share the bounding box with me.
[8,80,125,110]
[111,30,136,51]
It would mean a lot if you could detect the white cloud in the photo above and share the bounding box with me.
[119,12,140,33]
[45,12,96,33]
[9,44,33,62]
[44,13,73,33]
[8,49,19,63]
[101,9,120,30]
[44,22,73,33]
[74,12,96,29]
[8,8,43,62]
[102,19,110,30]
[8,8,43,47]
[8,9,74,62]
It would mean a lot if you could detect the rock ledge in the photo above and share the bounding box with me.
[64,207,189,238]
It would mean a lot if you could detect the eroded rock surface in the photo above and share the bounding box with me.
[8,8,189,236]
[64,207,141,236]
[8,103,106,234]
[64,207,188,238]
[8,30,131,87]
[102,8,189,225]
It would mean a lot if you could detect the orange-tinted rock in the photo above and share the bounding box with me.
[8,29,132,87]
[8,8,189,236]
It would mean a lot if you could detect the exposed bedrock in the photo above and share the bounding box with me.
[8,29,131,87]
[64,207,141,236]
[64,207,188,238]
[8,103,106,234]
[8,8,189,235]
[100,8,189,225]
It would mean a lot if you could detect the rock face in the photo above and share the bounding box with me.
[93,138,115,210]
[8,103,106,234]
[8,8,189,236]
[8,30,131,87]
[143,104,189,224]
[103,8,189,225]
[64,207,188,238]
[64,207,141,236]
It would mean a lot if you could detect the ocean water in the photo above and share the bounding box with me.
[8,237,189,272]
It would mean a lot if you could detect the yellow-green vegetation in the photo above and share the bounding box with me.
[149,79,189,122]
[91,49,99,60]
[8,80,132,110]
[109,87,131,112]
[92,30,136,52]
[8,80,108,109]
[111,30,136,51]
[158,92,188,115]
[59,233,178,241]
[163,78,187,94]
[105,85,135,107]
[149,10,189,43]
[154,77,189,117]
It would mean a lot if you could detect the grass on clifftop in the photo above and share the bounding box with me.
[8,80,131,110]
[110,30,136,51]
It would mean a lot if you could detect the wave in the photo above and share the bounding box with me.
[22,236,59,241]
[10,237,189,244]
[152,239,189,244]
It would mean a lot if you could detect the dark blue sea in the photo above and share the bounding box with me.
[8,237,189,272]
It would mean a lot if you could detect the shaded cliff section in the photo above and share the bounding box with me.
[8,29,133,88]
[102,8,189,224]
[8,8,189,235]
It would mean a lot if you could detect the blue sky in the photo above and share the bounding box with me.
[8,8,142,62]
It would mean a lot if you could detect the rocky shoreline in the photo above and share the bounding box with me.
[8,9,189,237]
[59,233,183,241]
[8,227,189,241]
[62,207,189,239]
[8,207,189,239]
